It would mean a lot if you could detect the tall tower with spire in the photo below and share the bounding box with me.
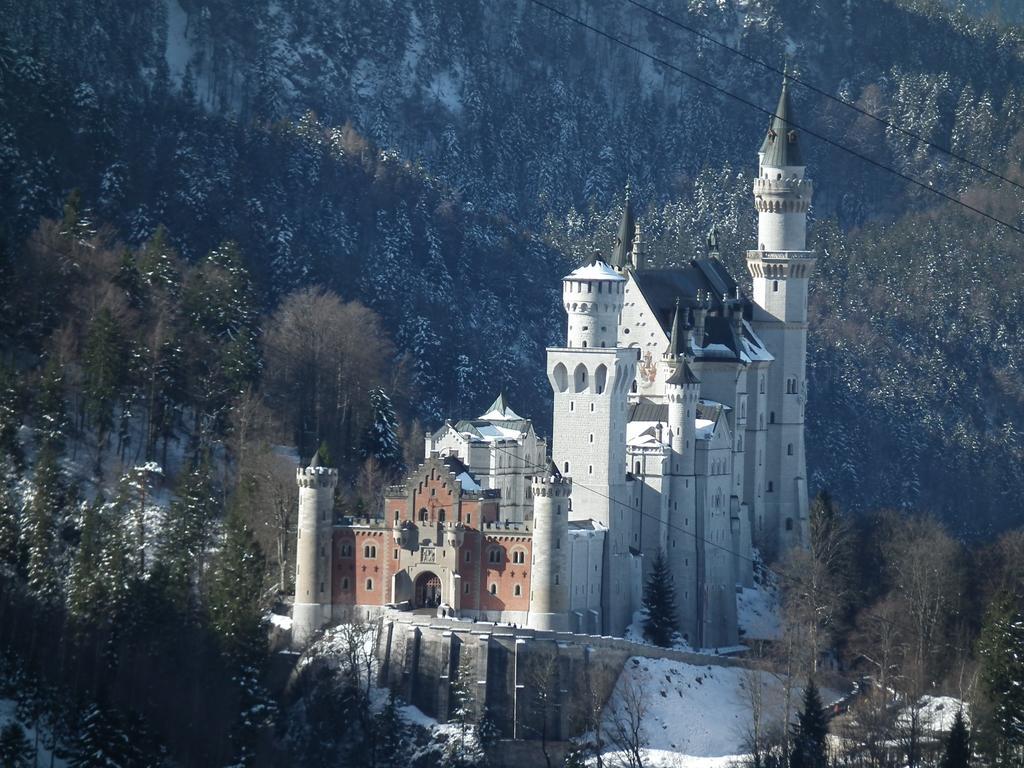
[746,75,816,557]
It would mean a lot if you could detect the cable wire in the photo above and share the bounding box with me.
[622,0,1024,195]
[519,0,1024,238]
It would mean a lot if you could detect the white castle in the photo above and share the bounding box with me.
[292,79,814,650]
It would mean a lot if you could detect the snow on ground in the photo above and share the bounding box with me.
[898,695,969,733]
[737,583,782,642]
[0,698,69,767]
[624,612,693,652]
[268,612,293,631]
[599,657,844,768]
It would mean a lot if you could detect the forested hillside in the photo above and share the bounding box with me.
[1,0,1022,532]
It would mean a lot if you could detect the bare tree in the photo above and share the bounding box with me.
[607,677,648,768]
[524,651,561,768]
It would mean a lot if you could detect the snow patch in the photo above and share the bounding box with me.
[163,0,193,86]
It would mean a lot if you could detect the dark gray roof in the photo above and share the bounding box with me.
[666,362,700,386]
[759,77,803,168]
[629,398,668,423]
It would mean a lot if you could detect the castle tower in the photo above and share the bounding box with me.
[548,259,637,635]
[609,182,636,272]
[746,76,817,557]
[293,453,339,645]
[661,301,702,643]
[527,462,572,631]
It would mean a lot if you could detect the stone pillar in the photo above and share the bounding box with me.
[527,465,572,631]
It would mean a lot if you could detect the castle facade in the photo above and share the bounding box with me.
[292,79,815,649]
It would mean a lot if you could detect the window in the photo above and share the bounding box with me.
[393,510,400,523]
[772,280,779,292]
[340,543,353,557]
[564,461,570,473]
[769,412,775,424]
[342,577,350,590]
[514,584,522,597]
[419,508,429,522]
[767,481,774,493]
[488,548,502,564]
[464,583,471,594]
[365,578,374,591]
[438,509,446,523]
[787,443,794,456]
[785,518,793,531]
[363,544,377,558]
[465,550,471,562]
[512,549,526,564]
[489,583,497,596]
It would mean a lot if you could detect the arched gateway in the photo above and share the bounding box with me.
[414,571,442,609]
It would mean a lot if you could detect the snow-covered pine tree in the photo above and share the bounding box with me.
[70,703,141,768]
[642,550,679,647]
[0,722,33,768]
[157,460,218,614]
[362,388,404,475]
[977,592,1024,765]
[790,680,829,768]
[26,445,62,600]
[206,507,266,664]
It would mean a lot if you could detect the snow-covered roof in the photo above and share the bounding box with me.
[565,260,625,282]
[456,471,481,491]
[478,392,524,421]
[627,421,669,449]
[695,419,716,439]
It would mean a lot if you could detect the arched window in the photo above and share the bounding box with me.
[553,362,568,393]
[595,364,608,394]
[438,509,446,523]
[564,461,570,473]
[341,577,350,590]
[363,544,376,558]
[787,443,794,456]
[772,280,779,292]
[419,508,429,522]
[514,584,522,597]
[634,461,641,475]
[489,583,497,596]
[366,578,374,591]
[340,543,353,557]
[574,364,589,393]
[393,510,399,523]
[767,481,774,493]
[512,549,525,564]
[488,548,502,564]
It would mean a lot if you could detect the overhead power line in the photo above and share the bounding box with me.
[623,0,1024,195]
[519,0,1024,238]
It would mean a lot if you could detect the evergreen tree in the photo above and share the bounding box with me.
[34,360,68,454]
[0,456,22,572]
[206,508,266,664]
[70,703,142,768]
[0,363,22,466]
[642,550,678,647]
[112,249,145,308]
[941,708,971,768]
[0,722,33,768]
[83,307,126,450]
[158,461,218,614]
[362,388,404,475]
[66,498,106,619]
[790,680,829,768]
[977,592,1024,765]
[374,690,407,767]
[26,445,62,599]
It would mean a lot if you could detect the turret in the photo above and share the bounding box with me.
[609,182,636,272]
[562,259,626,349]
[527,462,572,631]
[293,453,339,646]
[662,301,700,477]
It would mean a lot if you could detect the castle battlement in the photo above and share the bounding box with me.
[753,177,812,195]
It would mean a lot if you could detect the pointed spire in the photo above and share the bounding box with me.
[308,451,320,469]
[547,459,562,478]
[759,72,803,168]
[610,180,636,269]
[667,298,681,360]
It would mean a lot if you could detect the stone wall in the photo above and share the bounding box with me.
[375,609,768,742]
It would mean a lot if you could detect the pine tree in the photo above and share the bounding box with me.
[34,360,68,454]
[112,249,145,308]
[374,691,407,767]
[206,508,266,664]
[362,388,404,475]
[158,461,217,613]
[642,550,679,647]
[83,307,126,450]
[0,722,33,768]
[71,703,141,768]
[66,498,106,619]
[977,592,1024,765]
[941,708,971,768]
[0,456,22,572]
[26,445,62,599]
[790,680,829,768]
